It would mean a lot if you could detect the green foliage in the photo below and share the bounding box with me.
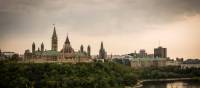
[1,61,200,88]
[0,62,137,88]
[137,66,200,79]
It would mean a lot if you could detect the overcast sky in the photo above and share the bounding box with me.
[0,0,200,59]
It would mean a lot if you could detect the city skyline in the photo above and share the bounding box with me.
[0,0,200,59]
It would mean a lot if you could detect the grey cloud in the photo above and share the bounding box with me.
[0,0,200,37]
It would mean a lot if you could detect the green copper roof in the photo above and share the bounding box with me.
[44,50,60,56]
[35,50,60,56]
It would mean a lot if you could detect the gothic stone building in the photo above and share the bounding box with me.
[24,26,91,62]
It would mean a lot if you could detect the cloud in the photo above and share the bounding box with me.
[0,0,200,37]
[0,0,200,58]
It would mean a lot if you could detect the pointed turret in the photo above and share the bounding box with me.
[87,45,91,57]
[99,41,107,59]
[32,42,35,54]
[41,42,44,52]
[101,41,104,49]
[80,44,84,53]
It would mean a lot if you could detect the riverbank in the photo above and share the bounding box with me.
[132,78,197,88]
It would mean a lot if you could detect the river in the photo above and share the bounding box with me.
[141,80,200,88]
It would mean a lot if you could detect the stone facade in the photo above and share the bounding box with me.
[130,58,167,69]
[24,25,91,63]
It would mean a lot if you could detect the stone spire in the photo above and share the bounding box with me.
[52,25,57,38]
[65,34,70,44]
[80,44,84,53]
[41,42,44,52]
[51,24,58,51]
[61,34,74,56]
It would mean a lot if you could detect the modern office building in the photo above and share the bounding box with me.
[154,46,167,58]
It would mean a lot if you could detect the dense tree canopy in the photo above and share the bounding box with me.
[0,62,138,88]
[0,61,200,88]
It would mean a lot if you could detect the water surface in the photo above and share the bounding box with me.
[141,80,200,88]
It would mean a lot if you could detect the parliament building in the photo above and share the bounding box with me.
[24,26,91,62]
